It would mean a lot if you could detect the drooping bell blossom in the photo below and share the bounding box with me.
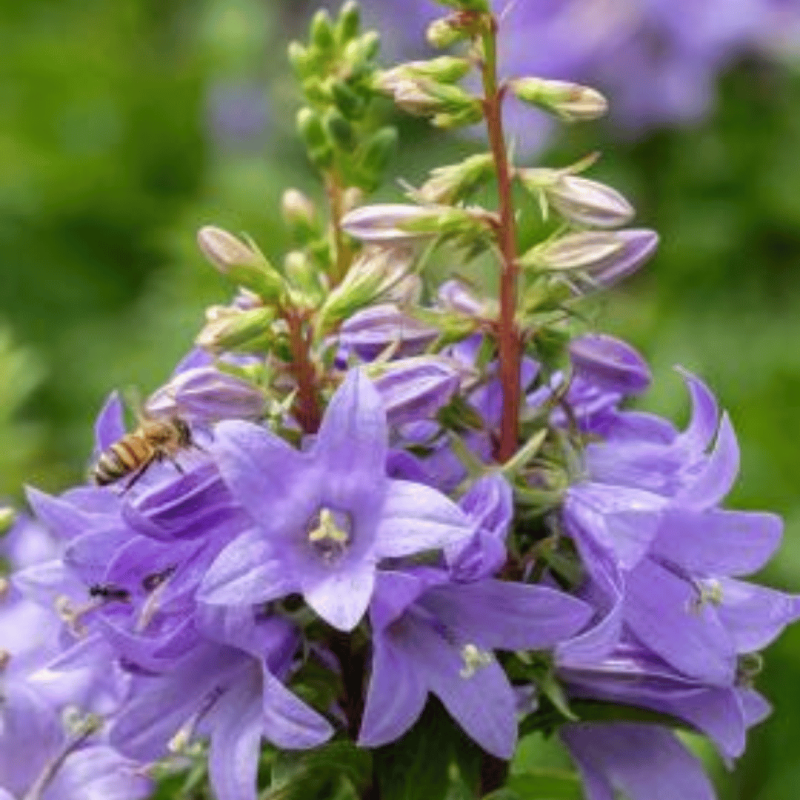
[560,722,716,800]
[359,568,592,758]
[558,635,772,763]
[110,613,332,800]
[199,369,475,631]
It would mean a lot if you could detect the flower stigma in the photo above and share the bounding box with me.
[306,507,353,564]
[459,643,493,679]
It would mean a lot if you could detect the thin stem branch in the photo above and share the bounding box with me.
[325,172,352,286]
[480,18,522,463]
[286,310,322,434]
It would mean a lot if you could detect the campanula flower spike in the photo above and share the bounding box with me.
[3,2,800,799]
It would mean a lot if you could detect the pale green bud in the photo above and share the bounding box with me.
[318,246,416,328]
[284,250,327,302]
[335,1,360,44]
[0,506,15,536]
[426,17,468,49]
[510,77,608,122]
[196,305,277,354]
[197,227,285,302]
[415,152,494,204]
[310,9,335,52]
[281,188,317,233]
[297,107,334,168]
[518,169,634,229]
[403,56,472,83]
[375,67,479,119]
[520,231,625,272]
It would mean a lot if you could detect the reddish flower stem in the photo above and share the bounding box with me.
[481,19,522,462]
[286,310,322,434]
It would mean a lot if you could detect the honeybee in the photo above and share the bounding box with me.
[92,415,193,489]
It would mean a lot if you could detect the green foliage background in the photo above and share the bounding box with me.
[2,1,800,797]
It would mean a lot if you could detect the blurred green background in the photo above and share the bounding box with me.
[2,1,800,797]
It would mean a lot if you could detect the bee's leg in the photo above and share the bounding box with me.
[123,462,152,492]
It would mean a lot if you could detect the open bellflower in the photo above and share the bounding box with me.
[200,369,474,631]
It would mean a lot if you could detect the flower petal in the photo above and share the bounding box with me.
[213,420,312,537]
[359,633,428,748]
[624,558,736,684]
[208,670,263,800]
[676,412,739,508]
[376,480,472,557]
[199,529,298,606]
[561,723,715,800]
[260,667,333,749]
[300,558,376,631]
[651,509,782,576]
[314,369,388,479]
[423,580,592,650]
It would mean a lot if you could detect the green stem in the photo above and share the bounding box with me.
[326,172,352,286]
[481,17,521,463]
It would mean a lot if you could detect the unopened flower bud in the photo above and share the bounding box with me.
[335,1,360,44]
[375,68,480,120]
[569,334,651,395]
[415,152,494,204]
[426,17,468,49]
[589,229,659,288]
[519,169,634,229]
[510,78,608,122]
[0,506,15,535]
[147,366,267,422]
[319,247,416,329]
[522,232,625,272]
[341,203,442,244]
[284,250,326,302]
[281,188,317,231]
[341,203,494,244]
[197,227,285,302]
[437,279,487,316]
[196,305,276,354]
[403,56,472,83]
[369,356,464,425]
[339,304,439,360]
[521,230,658,288]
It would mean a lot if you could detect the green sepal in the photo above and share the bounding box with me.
[331,79,367,119]
[324,108,358,152]
[335,1,361,44]
[310,9,335,52]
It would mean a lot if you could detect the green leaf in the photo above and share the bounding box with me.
[374,700,468,800]
[505,769,583,799]
[268,741,372,800]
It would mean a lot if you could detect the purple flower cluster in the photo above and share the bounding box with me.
[2,301,796,799]
[360,0,800,146]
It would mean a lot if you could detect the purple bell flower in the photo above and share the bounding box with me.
[359,568,592,758]
[200,370,474,631]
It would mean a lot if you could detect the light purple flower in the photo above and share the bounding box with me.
[200,370,474,631]
[560,722,716,800]
[359,568,592,757]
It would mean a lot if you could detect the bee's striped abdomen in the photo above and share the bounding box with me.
[93,434,153,486]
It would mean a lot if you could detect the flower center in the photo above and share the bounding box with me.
[459,643,493,679]
[306,507,353,564]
